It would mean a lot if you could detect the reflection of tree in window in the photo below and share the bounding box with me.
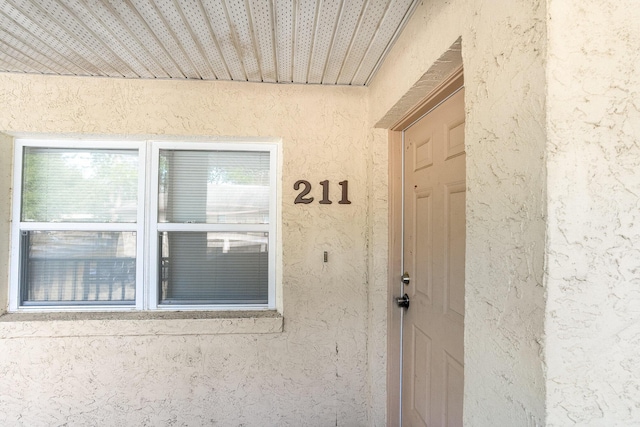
[22,148,138,223]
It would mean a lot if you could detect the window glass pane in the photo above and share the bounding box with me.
[21,231,136,305]
[158,150,270,224]
[22,147,139,223]
[159,231,268,305]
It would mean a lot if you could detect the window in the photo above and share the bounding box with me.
[10,139,278,311]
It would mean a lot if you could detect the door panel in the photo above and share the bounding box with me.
[414,190,433,301]
[444,182,465,322]
[415,133,433,171]
[412,325,431,426]
[444,351,464,426]
[445,119,465,160]
[402,87,465,426]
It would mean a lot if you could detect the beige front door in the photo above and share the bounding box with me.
[401,86,465,426]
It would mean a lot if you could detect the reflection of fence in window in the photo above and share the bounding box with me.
[24,258,136,304]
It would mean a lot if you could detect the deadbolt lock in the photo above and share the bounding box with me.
[402,272,410,286]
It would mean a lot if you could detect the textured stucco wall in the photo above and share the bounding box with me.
[365,126,389,425]
[545,1,640,425]
[0,133,11,316]
[0,74,378,426]
[369,0,548,425]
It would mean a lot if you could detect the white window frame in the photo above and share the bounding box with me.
[9,138,278,312]
[148,141,278,311]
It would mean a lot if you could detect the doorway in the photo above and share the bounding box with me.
[388,69,465,426]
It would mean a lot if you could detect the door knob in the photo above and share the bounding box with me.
[396,294,410,309]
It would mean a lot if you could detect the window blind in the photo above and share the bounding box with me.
[158,150,270,224]
[159,231,268,304]
[22,147,139,223]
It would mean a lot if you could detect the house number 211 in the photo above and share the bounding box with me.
[294,180,351,205]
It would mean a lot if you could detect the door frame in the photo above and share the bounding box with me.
[387,67,464,426]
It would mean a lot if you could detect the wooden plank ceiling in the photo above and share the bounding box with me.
[0,0,420,86]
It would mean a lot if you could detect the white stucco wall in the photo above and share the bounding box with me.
[364,125,390,425]
[0,75,380,426]
[0,133,11,317]
[369,0,548,425]
[545,1,640,425]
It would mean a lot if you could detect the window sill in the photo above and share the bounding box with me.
[0,310,283,338]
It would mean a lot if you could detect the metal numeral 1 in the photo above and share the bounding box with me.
[319,180,332,204]
[338,180,351,204]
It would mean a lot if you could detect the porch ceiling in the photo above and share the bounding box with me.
[0,0,420,86]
